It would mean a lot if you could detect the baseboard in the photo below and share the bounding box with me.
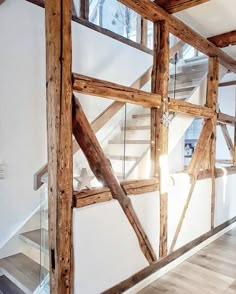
[125,221,236,294]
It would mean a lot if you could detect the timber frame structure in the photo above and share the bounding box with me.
[40,0,236,293]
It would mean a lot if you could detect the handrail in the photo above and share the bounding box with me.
[34,40,185,190]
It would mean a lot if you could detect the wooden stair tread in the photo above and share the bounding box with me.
[20,229,48,252]
[122,125,150,131]
[108,155,140,161]
[132,113,150,119]
[0,253,48,293]
[0,275,25,294]
[109,139,149,144]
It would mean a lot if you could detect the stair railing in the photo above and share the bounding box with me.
[34,40,185,190]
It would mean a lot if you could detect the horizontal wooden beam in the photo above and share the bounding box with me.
[102,216,236,294]
[219,80,236,87]
[216,159,233,165]
[208,30,236,48]
[74,166,236,208]
[73,73,214,118]
[217,112,236,126]
[118,0,236,73]
[154,0,209,14]
[73,179,159,208]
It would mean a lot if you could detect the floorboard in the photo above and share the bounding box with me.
[139,227,236,294]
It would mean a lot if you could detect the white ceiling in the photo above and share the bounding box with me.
[175,0,236,59]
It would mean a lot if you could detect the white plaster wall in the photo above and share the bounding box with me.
[215,174,236,226]
[0,0,152,248]
[73,173,236,293]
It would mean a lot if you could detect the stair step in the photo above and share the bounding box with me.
[168,85,195,94]
[0,275,25,294]
[108,155,140,161]
[20,229,48,253]
[122,125,150,131]
[0,253,48,294]
[132,113,150,119]
[109,140,149,144]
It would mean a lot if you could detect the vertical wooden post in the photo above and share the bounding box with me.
[80,0,89,20]
[151,20,169,257]
[136,17,148,46]
[206,57,219,229]
[45,0,73,293]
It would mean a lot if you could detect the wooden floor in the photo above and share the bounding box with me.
[139,227,236,294]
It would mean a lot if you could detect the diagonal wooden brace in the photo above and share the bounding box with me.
[72,96,157,264]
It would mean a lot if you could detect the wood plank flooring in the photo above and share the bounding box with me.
[139,227,236,294]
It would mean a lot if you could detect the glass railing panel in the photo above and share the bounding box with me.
[39,182,49,292]
[168,36,209,104]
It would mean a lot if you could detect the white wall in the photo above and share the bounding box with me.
[73,173,236,293]
[0,0,152,248]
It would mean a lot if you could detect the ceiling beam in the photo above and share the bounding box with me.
[154,0,209,14]
[118,0,236,73]
[208,30,236,48]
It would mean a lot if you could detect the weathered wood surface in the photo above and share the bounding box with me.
[102,216,236,294]
[206,57,219,229]
[208,30,236,48]
[74,179,159,208]
[73,73,214,118]
[169,119,213,253]
[218,112,236,126]
[45,0,73,292]
[151,21,169,257]
[118,0,236,72]
[154,0,209,14]
[220,124,234,158]
[72,96,157,264]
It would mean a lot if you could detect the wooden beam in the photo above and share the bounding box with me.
[169,119,213,253]
[80,0,89,20]
[45,0,73,293]
[72,96,157,264]
[71,0,77,17]
[0,0,6,4]
[141,18,148,46]
[220,124,234,159]
[208,30,236,48]
[205,57,219,229]
[151,21,169,257]
[154,0,209,14]
[34,40,185,191]
[219,80,236,87]
[118,0,236,73]
[102,216,236,294]
[216,159,233,165]
[217,112,236,126]
[73,73,214,118]
[73,179,159,208]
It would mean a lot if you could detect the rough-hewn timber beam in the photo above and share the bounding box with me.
[151,20,169,257]
[45,0,73,292]
[73,179,159,208]
[206,57,219,229]
[72,96,157,264]
[154,0,209,14]
[118,0,236,72]
[208,30,236,48]
[73,73,214,118]
[220,124,234,159]
[218,113,236,126]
